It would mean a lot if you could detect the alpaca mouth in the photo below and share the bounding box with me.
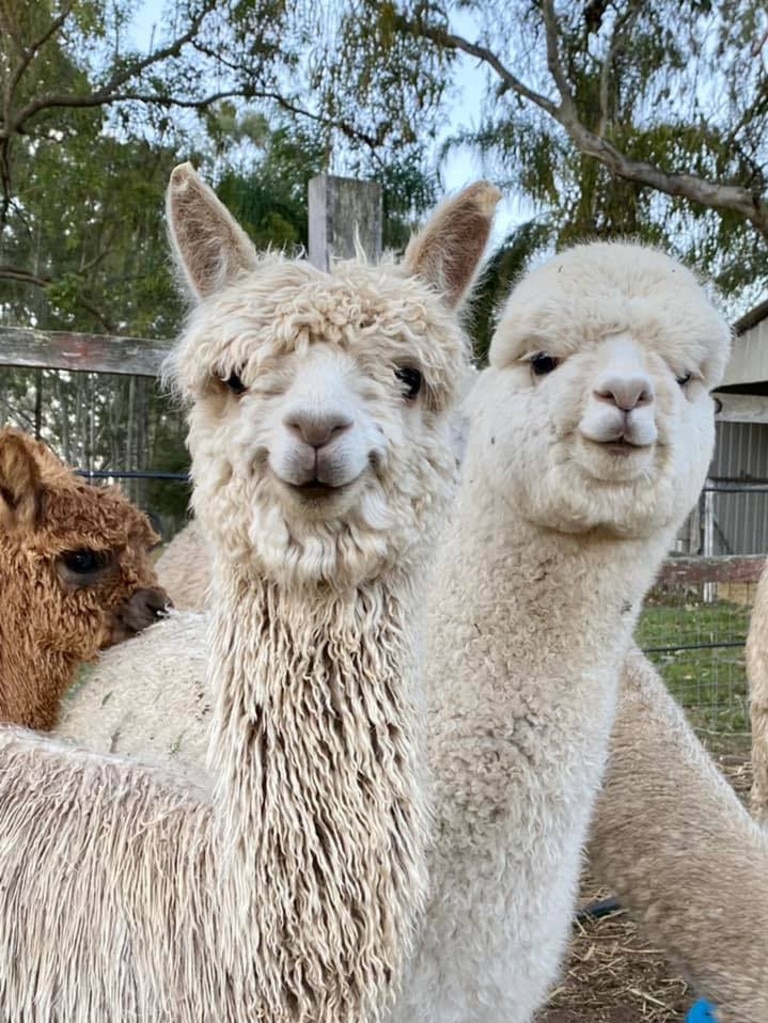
[294,480,344,499]
[587,436,652,458]
[603,439,645,458]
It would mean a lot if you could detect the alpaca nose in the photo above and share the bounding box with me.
[593,371,655,412]
[283,409,353,449]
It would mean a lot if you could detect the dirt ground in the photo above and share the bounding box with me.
[534,755,753,1023]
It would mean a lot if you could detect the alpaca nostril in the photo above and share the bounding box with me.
[594,375,655,412]
[284,411,353,449]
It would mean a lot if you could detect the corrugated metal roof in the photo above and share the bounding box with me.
[733,297,768,336]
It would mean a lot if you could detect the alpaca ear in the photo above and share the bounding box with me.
[0,432,44,531]
[403,181,501,309]
[166,163,259,300]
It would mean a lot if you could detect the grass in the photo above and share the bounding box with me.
[636,591,752,753]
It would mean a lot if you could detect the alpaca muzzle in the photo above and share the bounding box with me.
[107,586,172,646]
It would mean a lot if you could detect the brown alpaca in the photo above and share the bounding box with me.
[0,428,169,729]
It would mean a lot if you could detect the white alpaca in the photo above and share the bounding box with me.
[57,241,730,1021]
[0,165,499,1022]
[747,556,768,823]
[591,645,768,1023]
[389,241,730,1023]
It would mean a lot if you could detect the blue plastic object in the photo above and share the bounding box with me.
[685,999,718,1022]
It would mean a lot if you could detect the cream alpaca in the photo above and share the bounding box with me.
[748,557,768,823]
[388,242,729,1023]
[155,518,211,609]
[0,428,167,729]
[591,645,768,1023]
[0,166,499,1023]
[54,243,730,1021]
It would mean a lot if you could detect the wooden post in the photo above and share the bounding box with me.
[308,175,382,271]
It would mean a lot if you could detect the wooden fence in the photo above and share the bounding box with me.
[0,175,381,379]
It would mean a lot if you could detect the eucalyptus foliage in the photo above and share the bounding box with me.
[329,0,768,300]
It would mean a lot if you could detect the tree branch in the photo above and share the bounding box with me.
[5,2,217,137]
[395,14,559,116]
[556,114,768,232]
[404,9,768,239]
[0,267,115,332]
[540,0,574,116]
[7,4,75,104]
[597,0,644,136]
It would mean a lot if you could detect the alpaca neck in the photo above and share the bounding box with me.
[456,466,670,654]
[396,460,679,1023]
[427,466,675,836]
[207,560,429,1021]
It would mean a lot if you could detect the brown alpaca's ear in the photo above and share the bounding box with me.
[166,162,259,300]
[0,433,44,531]
[403,181,501,309]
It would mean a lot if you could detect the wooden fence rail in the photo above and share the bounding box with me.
[0,175,382,377]
[0,327,170,377]
[656,554,764,587]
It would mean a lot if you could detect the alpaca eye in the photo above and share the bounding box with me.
[676,371,692,387]
[60,549,111,575]
[395,366,423,400]
[530,352,560,376]
[222,371,247,395]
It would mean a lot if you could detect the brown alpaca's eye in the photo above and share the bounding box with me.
[395,366,423,400]
[60,549,111,575]
[223,371,247,395]
[530,353,560,376]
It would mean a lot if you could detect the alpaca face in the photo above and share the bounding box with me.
[471,242,731,538]
[0,430,169,667]
[179,264,463,587]
[166,166,500,588]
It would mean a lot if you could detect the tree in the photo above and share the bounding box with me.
[330,0,768,299]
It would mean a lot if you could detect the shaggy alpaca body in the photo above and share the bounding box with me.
[0,167,498,1022]
[155,519,211,609]
[58,611,210,778]
[0,428,167,729]
[591,645,768,1023]
[54,243,730,1022]
[747,557,768,824]
[59,629,768,1022]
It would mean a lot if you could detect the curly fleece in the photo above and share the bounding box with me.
[0,428,161,728]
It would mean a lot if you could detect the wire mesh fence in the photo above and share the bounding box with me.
[638,480,767,755]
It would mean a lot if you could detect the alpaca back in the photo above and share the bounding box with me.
[155,520,211,611]
[57,612,210,783]
[592,646,768,1023]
